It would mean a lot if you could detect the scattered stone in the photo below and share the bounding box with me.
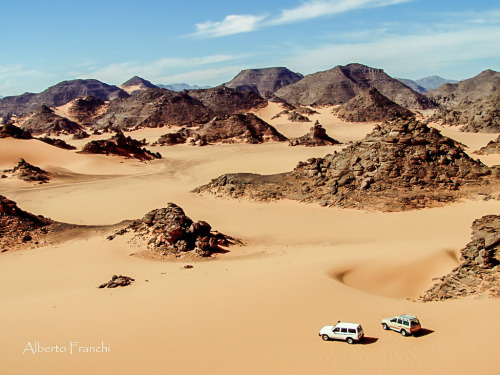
[72,130,91,140]
[474,135,500,155]
[98,275,135,288]
[184,265,194,269]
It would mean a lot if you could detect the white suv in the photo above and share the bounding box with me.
[319,322,364,344]
[381,314,421,336]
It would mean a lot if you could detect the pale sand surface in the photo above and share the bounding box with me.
[1,107,500,374]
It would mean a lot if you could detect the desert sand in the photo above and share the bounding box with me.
[1,105,499,375]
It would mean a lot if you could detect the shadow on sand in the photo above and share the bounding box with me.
[359,336,379,345]
[413,328,434,338]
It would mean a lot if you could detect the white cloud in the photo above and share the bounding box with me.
[271,0,411,25]
[190,0,410,38]
[288,26,500,78]
[193,14,267,38]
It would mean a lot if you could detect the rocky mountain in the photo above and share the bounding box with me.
[274,63,435,111]
[428,69,500,132]
[156,83,211,91]
[334,87,414,122]
[120,76,158,94]
[195,118,496,211]
[188,86,267,115]
[20,105,83,135]
[108,202,241,258]
[93,86,266,131]
[81,131,162,161]
[289,122,340,147]
[224,67,303,99]
[422,215,500,301]
[416,76,458,91]
[38,136,77,150]
[396,78,427,94]
[65,96,107,126]
[0,79,129,117]
[193,113,287,145]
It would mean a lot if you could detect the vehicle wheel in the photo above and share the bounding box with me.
[401,329,408,337]
[382,323,389,330]
[347,337,354,345]
[322,334,330,341]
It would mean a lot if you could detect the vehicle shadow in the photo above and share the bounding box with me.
[413,328,434,337]
[359,336,379,345]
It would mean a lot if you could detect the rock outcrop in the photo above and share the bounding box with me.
[428,69,500,132]
[289,122,340,146]
[3,158,51,183]
[0,79,128,117]
[224,67,303,99]
[81,131,161,161]
[20,105,83,135]
[0,123,32,139]
[274,63,435,111]
[195,118,496,211]
[191,113,287,145]
[334,87,414,122]
[422,215,500,301]
[0,195,55,251]
[38,136,77,150]
[110,203,241,258]
[66,96,107,126]
[475,135,500,155]
[188,86,267,115]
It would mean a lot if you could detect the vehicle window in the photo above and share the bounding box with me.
[411,321,419,326]
[341,328,348,333]
[391,318,396,322]
[397,319,403,324]
[333,328,340,333]
[403,321,409,326]
[348,328,356,334]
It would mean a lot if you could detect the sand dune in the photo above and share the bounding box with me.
[1,105,500,374]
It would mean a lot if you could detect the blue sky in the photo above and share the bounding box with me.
[0,0,499,96]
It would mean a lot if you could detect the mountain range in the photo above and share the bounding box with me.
[396,76,459,93]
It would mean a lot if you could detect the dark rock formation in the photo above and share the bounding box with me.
[191,113,287,145]
[38,136,77,150]
[428,70,500,132]
[0,79,128,117]
[155,128,191,146]
[188,86,267,115]
[93,88,214,130]
[289,122,340,146]
[81,131,161,161]
[99,275,135,288]
[72,130,90,140]
[0,123,32,139]
[422,215,500,301]
[475,135,500,155]
[274,63,435,110]
[3,158,51,183]
[66,96,106,126]
[195,118,496,211]
[0,195,55,251]
[334,87,414,122]
[110,203,241,258]
[120,76,158,95]
[20,105,83,135]
[224,67,303,99]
